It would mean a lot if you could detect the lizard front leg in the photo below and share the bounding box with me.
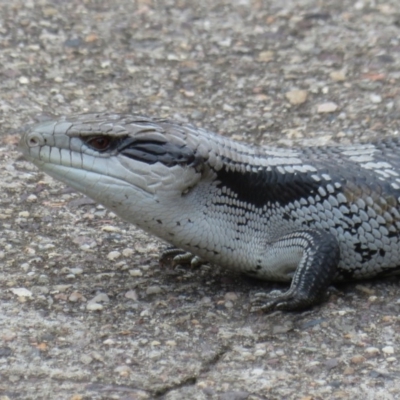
[252,229,340,312]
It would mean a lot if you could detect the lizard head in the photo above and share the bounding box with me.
[19,113,205,227]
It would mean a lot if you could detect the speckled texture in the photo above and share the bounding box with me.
[1,0,400,399]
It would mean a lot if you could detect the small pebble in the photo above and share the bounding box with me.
[222,103,234,112]
[200,296,212,304]
[354,1,365,10]
[114,365,131,377]
[26,194,37,202]
[183,90,195,97]
[90,293,110,303]
[258,50,274,62]
[146,286,162,295]
[285,89,308,105]
[190,110,205,120]
[122,248,134,257]
[382,346,394,355]
[224,300,234,308]
[116,261,127,269]
[330,70,346,81]
[370,94,382,103]
[10,288,32,298]
[224,292,238,301]
[38,274,49,284]
[20,263,29,271]
[25,247,36,255]
[325,358,339,369]
[365,347,380,356]
[343,367,355,375]
[356,285,375,295]
[350,355,366,364]
[317,102,338,113]
[91,352,105,362]
[140,309,151,317]
[125,290,138,300]
[19,76,30,84]
[69,267,83,275]
[251,368,264,376]
[107,251,121,260]
[101,225,120,232]
[69,291,86,302]
[129,269,143,277]
[80,354,93,365]
[86,302,103,311]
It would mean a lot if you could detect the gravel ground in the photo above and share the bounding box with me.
[1,0,400,399]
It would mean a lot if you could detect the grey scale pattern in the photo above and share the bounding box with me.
[19,113,400,310]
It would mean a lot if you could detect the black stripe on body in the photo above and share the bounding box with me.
[215,162,400,268]
[215,165,333,208]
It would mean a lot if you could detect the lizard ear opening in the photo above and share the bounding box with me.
[118,138,200,168]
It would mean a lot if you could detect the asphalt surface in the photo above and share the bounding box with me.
[1,1,400,399]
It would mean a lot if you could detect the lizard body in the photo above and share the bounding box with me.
[19,113,400,310]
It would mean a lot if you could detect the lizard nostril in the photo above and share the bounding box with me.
[28,137,38,146]
[26,132,44,147]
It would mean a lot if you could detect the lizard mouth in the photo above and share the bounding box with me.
[19,127,155,198]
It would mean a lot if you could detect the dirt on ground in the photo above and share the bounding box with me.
[1,0,400,399]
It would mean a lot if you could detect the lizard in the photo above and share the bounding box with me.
[19,113,400,311]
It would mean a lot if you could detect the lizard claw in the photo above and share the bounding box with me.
[250,289,319,312]
[160,247,204,268]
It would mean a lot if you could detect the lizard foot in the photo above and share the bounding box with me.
[250,288,321,312]
[160,247,204,268]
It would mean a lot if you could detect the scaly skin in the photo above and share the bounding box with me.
[19,113,400,310]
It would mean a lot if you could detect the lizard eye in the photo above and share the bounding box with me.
[85,136,112,152]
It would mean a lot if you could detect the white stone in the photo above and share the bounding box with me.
[317,102,338,113]
[10,288,32,297]
[86,302,103,311]
[382,346,394,355]
[107,251,121,260]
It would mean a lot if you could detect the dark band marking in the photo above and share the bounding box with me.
[118,138,199,167]
[84,135,202,168]
[215,165,334,208]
